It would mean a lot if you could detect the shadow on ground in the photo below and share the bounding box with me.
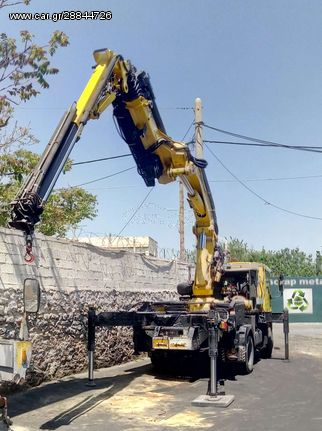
[9,363,151,430]
[9,355,271,430]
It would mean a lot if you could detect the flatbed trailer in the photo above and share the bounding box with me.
[86,302,289,392]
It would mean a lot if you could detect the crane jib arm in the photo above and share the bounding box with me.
[9,48,223,297]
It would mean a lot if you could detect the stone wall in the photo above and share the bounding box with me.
[0,228,193,385]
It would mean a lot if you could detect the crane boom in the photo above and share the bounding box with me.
[9,48,223,297]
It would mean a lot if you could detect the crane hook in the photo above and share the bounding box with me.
[24,233,34,264]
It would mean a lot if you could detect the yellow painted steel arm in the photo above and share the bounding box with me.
[10,48,223,297]
[124,94,220,295]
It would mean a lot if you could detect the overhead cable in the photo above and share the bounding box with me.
[210,173,322,183]
[84,172,322,189]
[70,166,136,188]
[72,153,132,166]
[112,188,154,242]
[204,139,322,154]
[205,144,322,221]
[203,123,322,153]
[0,154,133,177]
[111,118,194,240]
[181,120,195,141]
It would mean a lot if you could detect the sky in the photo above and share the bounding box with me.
[2,0,322,255]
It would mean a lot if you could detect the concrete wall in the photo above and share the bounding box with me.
[0,228,192,385]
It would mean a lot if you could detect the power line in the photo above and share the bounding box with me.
[203,123,322,147]
[84,185,138,191]
[159,107,193,111]
[15,106,193,111]
[72,153,132,166]
[181,120,195,141]
[0,154,133,177]
[112,188,154,242]
[0,169,136,212]
[203,124,322,154]
[204,139,322,154]
[70,118,194,182]
[70,166,136,188]
[110,118,193,242]
[210,173,322,183]
[205,144,322,221]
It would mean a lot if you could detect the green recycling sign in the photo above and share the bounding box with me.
[283,288,313,314]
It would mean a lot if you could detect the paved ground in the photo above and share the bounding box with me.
[8,323,322,431]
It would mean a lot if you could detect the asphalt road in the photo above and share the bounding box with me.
[8,323,322,431]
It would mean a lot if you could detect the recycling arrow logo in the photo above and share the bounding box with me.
[287,289,309,312]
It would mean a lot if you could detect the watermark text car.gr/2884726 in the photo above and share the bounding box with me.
[9,10,112,22]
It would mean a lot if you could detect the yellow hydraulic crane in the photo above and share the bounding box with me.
[9,49,284,394]
[10,48,224,299]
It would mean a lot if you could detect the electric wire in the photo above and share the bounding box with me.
[110,118,194,241]
[181,120,195,141]
[112,188,154,243]
[15,106,193,111]
[209,173,322,183]
[204,139,322,154]
[71,153,132,166]
[202,123,322,154]
[0,153,133,177]
[205,144,322,221]
[70,166,136,188]
[59,171,322,191]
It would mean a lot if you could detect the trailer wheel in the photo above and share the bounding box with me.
[239,335,254,374]
[261,327,273,359]
[150,351,167,372]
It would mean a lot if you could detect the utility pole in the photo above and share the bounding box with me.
[178,98,203,261]
[195,97,203,158]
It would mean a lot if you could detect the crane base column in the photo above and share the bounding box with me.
[86,308,96,387]
[191,394,235,408]
[192,311,235,408]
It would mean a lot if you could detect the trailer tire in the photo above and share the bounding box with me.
[150,351,168,372]
[239,334,254,374]
[261,327,273,359]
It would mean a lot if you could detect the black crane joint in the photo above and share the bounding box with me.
[9,192,43,234]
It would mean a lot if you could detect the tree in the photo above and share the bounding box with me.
[0,149,97,236]
[0,2,96,236]
[225,237,316,276]
[224,238,251,263]
[0,0,69,150]
[0,29,68,124]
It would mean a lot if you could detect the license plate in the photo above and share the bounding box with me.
[169,337,191,350]
[152,337,169,349]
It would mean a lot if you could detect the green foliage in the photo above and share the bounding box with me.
[0,29,69,125]
[0,0,81,236]
[0,0,69,130]
[0,0,69,152]
[0,2,84,237]
[0,122,38,153]
[39,187,97,237]
[0,149,98,236]
[225,237,316,277]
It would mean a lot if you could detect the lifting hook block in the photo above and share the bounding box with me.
[24,233,34,264]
